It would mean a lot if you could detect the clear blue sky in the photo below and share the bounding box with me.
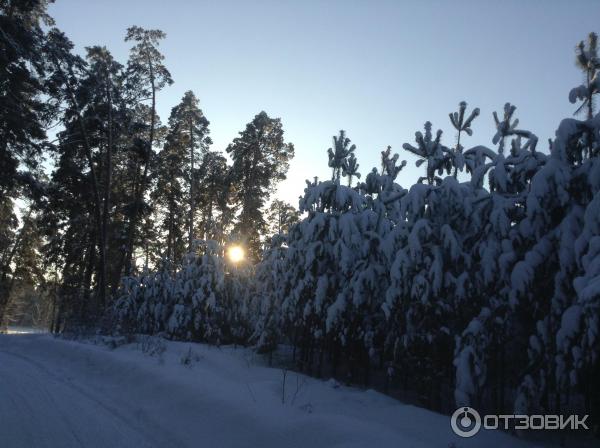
[48,0,600,205]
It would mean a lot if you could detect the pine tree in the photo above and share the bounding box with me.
[120,26,173,277]
[0,0,52,198]
[448,101,479,177]
[153,123,188,264]
[402,122,450,185]
[176,91,211,251]
[227,112,294,260]
[328,130,356,182]
[194,150,230,242]
[0,1,55,325]
[0,211,44,326]
[43,30,152,318]
[570,32,599,121]
[44,29,112,312]
[0,196,18,325]
[152,91,210,262]
[265,200,299,236]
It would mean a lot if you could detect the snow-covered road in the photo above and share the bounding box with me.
[0,346,155,447]
[0,334,543,448]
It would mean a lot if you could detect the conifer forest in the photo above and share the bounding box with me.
[1,1,599,446]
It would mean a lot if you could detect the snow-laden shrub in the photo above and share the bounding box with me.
[110,240,250,344]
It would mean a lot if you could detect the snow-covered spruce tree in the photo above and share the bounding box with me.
[291,137,367,376]
[570,177,600,421]
[250,234,288,359]
[454,103,546,411]
[384,116,481,410]
[325,157,404,385]
[346,146,408,385]
[165,241,226,341]
[509,124,577,415]
[111,241,251,343]
[222,257,254,345]
[510,36,600,419]
[111,261,172,336]
[274,130,395,380]
[569,32,599,123]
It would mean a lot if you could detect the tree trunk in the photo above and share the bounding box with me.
[80,236,96,319]
[101,73,113,306]
[0,209,32,323]
[188,117,195,251]
[122,56,157,277]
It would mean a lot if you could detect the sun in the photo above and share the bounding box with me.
[227,245,245,263]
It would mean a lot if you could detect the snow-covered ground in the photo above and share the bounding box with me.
[0,334,545,448]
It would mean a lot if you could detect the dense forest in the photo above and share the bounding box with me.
[1,0,599,426]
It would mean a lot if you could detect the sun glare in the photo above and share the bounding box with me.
[227,245,245,263]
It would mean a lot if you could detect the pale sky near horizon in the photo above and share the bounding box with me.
[48,0,600,206]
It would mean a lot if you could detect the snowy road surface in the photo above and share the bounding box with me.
[0,334,543,448]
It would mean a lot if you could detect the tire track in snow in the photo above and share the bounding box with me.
[0,348,182,448]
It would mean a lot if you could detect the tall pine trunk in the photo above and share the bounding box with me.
[100,73,113,308]
[121,57,157,277]
[188,117,195,251]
